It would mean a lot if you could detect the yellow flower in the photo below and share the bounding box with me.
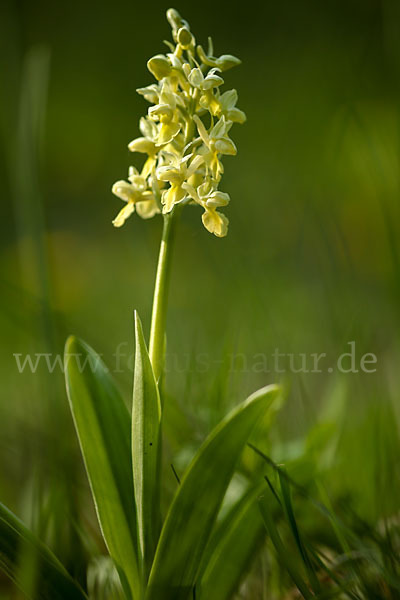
[183,65,224,116]
[148,81,184,146]
[156,153,204,213]
[193,115,237,180]
[185,66,223,89]
[182,180,229,237]
[215,89,246,124]
[112,167,159,227]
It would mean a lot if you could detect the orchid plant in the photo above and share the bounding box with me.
[0,9,281,600]
[1,10,399,600]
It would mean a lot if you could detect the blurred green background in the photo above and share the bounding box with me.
[1,0,400,594]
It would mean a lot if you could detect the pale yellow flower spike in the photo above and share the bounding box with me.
[111,8,245,236]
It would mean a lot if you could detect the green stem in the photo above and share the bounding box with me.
[149,210,178,382]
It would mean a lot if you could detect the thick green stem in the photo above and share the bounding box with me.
[149,210,178,382]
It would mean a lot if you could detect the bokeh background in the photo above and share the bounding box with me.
[1,0,400,594]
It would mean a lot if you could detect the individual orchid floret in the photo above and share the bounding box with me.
[136,84,160,104]
[156,153,204,213]
[193,115,237,181]
[184,66,224,91]
[112,167,158,227]
[216,90,246,124]
[182,180,229,237]
[184,65,224,115]
[112,8,245,236]
[196,44,242,71]
[148,81,183,146]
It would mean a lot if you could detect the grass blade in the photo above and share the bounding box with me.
[0,502,87,599]
[132,312,162,580]
[278,468,321,594]
[258,482,313,600]
[146,384,281,600]
[65,336,140,600]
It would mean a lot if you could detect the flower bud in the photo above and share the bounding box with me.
[216,54,242,71]
[177,26,193,49]
[166,8,182,30]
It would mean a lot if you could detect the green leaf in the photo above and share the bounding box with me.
[65,336,140,600]
[0,502,87,599]
[146,384,281,600]
[132,312,162,579]
[258,483,313,600]
[198,483,266,600]
[278,468,321,594]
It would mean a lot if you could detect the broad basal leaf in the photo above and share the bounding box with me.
[65,336,140,600]
[146,384,281,600]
